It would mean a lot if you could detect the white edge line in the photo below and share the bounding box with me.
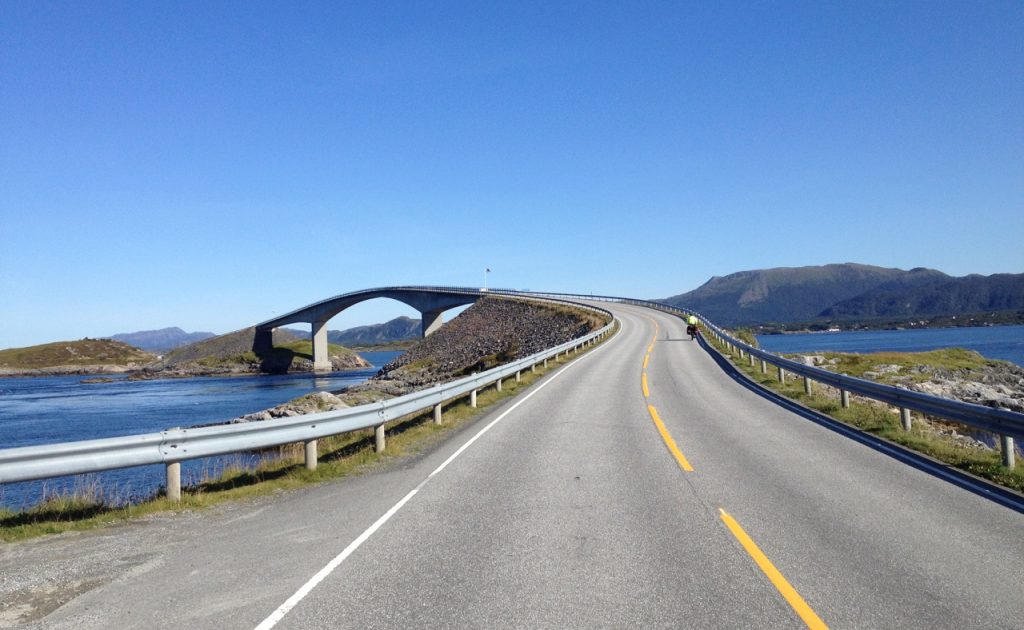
[254,320,624,629]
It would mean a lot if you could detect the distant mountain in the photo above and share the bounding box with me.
[107,327,216,353]
[659,264,1023,326]
[330,316,422,345]
[284,316,422,346]
[821,273,1024,319]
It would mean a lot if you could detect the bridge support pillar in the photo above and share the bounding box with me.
[254,328,273,354]
[422,309,444,337]
[312,319,332,372]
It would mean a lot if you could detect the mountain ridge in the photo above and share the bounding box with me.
[659,264,1024,326]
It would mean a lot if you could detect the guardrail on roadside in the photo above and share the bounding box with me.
[583,295,1022,470]
[4,287,1021,505]
[0,298,615,501]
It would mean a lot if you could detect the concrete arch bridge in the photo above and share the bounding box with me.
[254,286,491,371]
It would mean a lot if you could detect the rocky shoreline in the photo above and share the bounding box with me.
[226,297,607,423]
[793,353,1024,414]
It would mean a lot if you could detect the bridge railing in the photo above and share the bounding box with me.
[0,297,615,501]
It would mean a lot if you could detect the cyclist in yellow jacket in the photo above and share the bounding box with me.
[686,315,699,340]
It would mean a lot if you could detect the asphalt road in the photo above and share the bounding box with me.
[3,302,1022,629]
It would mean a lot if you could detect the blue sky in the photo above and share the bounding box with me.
[1,1,1021,348]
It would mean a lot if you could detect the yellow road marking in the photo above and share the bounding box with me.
[718,509,828,630]
[643,354,649,370]
[642,372,650,397]
[647,405,694,472]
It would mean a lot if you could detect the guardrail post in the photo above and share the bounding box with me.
[304,439,318,471]
[433,403,443,424]
[375,424,385,452]
[470,388,477,407]
[496,378,503,392]
[777,366,785,382]
[166,462,181,502]
[748,354,755,367]
[841,389,850,408]
[900,408,912,431]
[803,377,812,395]
[544,358,548,368]
[531,363,536,373]
[1000,435,1015,469]
[761,360,767,374]
[516,370,521,383]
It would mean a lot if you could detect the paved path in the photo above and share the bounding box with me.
[3,302,1022,629]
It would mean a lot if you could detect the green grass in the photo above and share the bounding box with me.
[802,348,996,383]
[0,339,153,369]
[706,329,1024,492]
[0,326,617,542]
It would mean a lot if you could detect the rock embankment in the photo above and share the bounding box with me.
[223,297,606,423]
[345,296,605,399]
[794,353,1024,413]
[230,392,349,423]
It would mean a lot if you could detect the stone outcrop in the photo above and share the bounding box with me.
[346,297,604,397]
[792,354,1024,413]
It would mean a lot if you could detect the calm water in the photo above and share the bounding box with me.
[0,351,401,510]
[756,325,1024,367]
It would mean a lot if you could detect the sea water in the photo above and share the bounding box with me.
[0,351,401,510]
[756,325,1024,367]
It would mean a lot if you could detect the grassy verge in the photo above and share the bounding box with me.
[0,324,618,542]
[702,327,1024,493]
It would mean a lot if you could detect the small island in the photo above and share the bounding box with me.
[0,328,369,379]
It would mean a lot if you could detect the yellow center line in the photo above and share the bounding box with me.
[647,405,694,472]
[642,314,822,624]
[718,509,829,629]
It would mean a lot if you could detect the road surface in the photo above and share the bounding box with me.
[2,302,1022,629]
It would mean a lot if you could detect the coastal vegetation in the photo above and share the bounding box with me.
[0,339,153,375]
[704,329,1024,493]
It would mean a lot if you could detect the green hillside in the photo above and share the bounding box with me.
[660,264,1023,326]
[0,339,154,370]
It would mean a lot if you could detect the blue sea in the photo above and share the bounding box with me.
[0,351,401,510]
[756,325,1024,368]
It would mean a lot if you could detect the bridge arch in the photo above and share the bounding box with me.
[254,287,485,371]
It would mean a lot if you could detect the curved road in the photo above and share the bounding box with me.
[4,303,1022,628]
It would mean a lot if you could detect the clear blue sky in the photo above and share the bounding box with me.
[2,1,1022,348]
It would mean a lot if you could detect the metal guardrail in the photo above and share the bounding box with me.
[3,287,1022,498]
[0,297,615,498]
[586,295,1022,468]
